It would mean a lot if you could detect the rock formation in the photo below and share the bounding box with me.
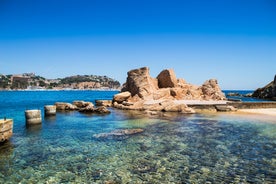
[252,75,276,100]
[113,67,226,112]
[55,101,111,114]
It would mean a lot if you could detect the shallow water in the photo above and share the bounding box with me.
[0,91,276,183]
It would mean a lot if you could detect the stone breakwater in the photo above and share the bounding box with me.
[55,100,110,114]
[112,67,228,113]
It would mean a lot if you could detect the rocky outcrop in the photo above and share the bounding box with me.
[113,67,226,112]
[252,75,276,100]
[201,79,225,100]
[55,102,78,111]
[121,67,158,100]
[157,69,178,88]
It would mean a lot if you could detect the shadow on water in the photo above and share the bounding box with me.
[44,115,56,123]
[25,124,42,135]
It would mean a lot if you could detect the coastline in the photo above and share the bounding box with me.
[0,88,120,92]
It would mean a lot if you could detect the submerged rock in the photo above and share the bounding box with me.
[93,128,144,139]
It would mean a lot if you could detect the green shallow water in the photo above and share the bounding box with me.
[0,109,276,183]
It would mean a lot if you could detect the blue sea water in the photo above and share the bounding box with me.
[0,91,276,183]
[223,90,272,102]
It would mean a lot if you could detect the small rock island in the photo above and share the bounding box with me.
[113,67,227,113]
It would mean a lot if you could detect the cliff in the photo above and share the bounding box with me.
[0,73,120,90]
[252,75,276,100]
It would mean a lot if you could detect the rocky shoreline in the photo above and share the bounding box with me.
[112,67,233,113]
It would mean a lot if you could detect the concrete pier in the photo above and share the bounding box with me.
[0,119,13,143]
[44,105,56,116]
[25,110,42,125]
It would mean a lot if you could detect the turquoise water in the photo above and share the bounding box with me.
[0,91,276,183]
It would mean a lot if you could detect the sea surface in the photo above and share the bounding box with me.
[0,90,276,183]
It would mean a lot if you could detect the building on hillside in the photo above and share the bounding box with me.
[11,75,30,89]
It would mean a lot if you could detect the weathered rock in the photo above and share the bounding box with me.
[157,69,178,88]
[113,91,131,103]
[79,106,110,114]
[113,67,226,112]
[121,67,158,99]
[95,100,112,107]
[0,119,13,143]
[252,75,276,100]
[94,106,111,114]
[93,128,144,139]
[73,101,94,108]
[55,102,78,111]
[201,79,226,100]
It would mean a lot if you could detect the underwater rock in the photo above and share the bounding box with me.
[93,128,144,139]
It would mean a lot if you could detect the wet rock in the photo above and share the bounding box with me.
[79,106,110,114]
[95,100,112,107]
[55,102,78,111]
[73,100,94,108]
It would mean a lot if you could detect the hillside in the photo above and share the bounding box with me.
[0,73,121,90]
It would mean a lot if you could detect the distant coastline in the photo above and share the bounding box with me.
[0,73,121,90]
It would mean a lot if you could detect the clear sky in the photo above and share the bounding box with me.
[0,0,275,90]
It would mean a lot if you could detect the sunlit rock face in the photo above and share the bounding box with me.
[113,67,226,112]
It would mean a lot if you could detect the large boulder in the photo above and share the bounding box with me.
[252,75,276,100]
[113,91,131,103]
[121,67,158,99]
[157,69,178,88]
[201,79,226,100]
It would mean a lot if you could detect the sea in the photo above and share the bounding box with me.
[0,90,275,183]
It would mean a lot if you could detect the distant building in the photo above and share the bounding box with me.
[11,75,30,89]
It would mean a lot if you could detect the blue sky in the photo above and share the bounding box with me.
[0,0,275,89]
